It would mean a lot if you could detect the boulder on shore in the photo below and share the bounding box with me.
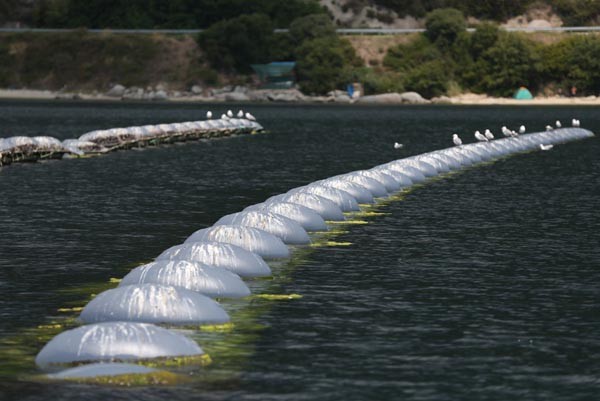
[267,89,306,102]
[400,91,429,104]
[431,96,452,104]
[153,90,168,101]
[224,92,250,102]
[106,84,126,98]
[355,92,429,104]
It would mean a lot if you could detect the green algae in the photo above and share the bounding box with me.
[44,370,189,386]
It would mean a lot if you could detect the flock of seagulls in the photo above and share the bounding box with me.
[452,119,582,151]
[364,118,578,152]
[207,109,256,121]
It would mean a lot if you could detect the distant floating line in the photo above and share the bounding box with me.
[0,116,263,168]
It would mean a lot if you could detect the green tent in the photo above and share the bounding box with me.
[514,87,533,100]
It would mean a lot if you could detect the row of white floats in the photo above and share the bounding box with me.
[36,127,594,380]
[0,116,262,166]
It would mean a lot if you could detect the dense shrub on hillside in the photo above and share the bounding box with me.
[352,67,405,95]
[373,0,533,21]
[403,60,449,98]
[295,36,362,95]
[383,36,442,72]
[542,35,600,94]
[553,0,600,26]
[32,0,324,28]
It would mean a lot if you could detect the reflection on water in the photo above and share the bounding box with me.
[1,101,599,401]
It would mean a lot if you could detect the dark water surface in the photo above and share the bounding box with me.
[1,101,599,400]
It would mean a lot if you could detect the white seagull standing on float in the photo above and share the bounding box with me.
[245,112,256,121]
[453,134,462,146]
[545,125,553,131]
[206,111,212,119]
[519,125,525,134]
[221,113,229,120]
[572,118,580,127]
[555,120,562,128]
[484,129,494,140]
[475,130,488,142]
[501,126,511,137]
[237,110,244,118]
[227,110,234,118]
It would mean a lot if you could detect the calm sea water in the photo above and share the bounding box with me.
[0,101,599,400]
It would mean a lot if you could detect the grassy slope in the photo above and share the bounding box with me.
[0,32,212,91]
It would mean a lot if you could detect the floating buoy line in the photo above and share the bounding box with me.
[6,125,594,385]
[0,115,263,167]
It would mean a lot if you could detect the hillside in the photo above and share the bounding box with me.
[1,0,600,28]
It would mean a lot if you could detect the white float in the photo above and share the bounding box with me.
[244,202,328,232]
[156,241,271,277]
[80,283,229,324]
[36,322,204,370]
[185,225,290,259]
[266,192,345,221]
[120,260,250,298]
[214,211,310,245]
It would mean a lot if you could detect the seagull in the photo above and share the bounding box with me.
[501,126,511,137]
[245,112,256,121]
[511,130,519,137]
[394,142,403,149]
[545,125,553,131]
[475,130,488,142]
[484,129,494,140]
[227,110,233,118]
[452,134,462,146]
[206,111,212,119]
[519,125,525,134]
[237,110,244,118]
[572,118,580,127]
[540,144,554,151]
[221,114,229,120]
[555,120,562,128]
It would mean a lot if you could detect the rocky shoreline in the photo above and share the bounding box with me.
[2,86,600,106]
[0,84,430,104]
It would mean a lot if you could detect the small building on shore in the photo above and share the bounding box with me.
[251,62,296,89]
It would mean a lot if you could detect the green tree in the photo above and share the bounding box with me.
[475,33,541,96]
[424,8,466,50]
[295,36,362,94]
[197,13,275,73]
[469,22,500,58]
[289,13,336,45]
